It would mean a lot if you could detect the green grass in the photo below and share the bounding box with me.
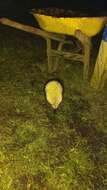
[0,24,107,190]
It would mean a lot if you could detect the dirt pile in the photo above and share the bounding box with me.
[32,8,107,17]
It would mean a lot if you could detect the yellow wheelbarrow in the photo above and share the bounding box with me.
[0,12,106,80]
[32,12,107,79]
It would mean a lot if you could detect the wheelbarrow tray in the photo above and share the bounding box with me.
[32,13,107,37]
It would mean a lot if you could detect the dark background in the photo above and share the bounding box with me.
[0,0,107,24]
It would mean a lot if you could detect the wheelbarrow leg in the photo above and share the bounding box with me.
[83,37,91,80]
[53,41,64,72]
[75,30,91,80]
[46,38,53,73]
[46,38,64,73]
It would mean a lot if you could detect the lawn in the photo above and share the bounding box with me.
[0,24,107,190]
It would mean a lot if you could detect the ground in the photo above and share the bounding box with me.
[0,24,107,190]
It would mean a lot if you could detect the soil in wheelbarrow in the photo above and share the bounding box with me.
[32,7,107,17]
[0,24,107,190]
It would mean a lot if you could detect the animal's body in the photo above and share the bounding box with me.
[45,80,63,109]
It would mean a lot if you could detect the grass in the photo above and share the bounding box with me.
[0,24,107,190]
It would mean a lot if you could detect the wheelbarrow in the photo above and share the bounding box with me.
[32,12,107,79]
[0,12,106,80]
